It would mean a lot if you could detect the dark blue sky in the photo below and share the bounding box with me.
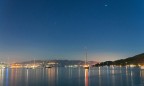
[0,0,144,62]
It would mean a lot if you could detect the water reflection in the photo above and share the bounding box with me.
[10,69,16,86]
[5,68,9,86]
[47,68,56,86]
[140,69,144,78]
[25,69,29,86]
[85,69,89,86]
[0,69,4,86]
[98,67,101,86]
[0,67,144,86]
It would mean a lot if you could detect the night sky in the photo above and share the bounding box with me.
[0,0,144,62]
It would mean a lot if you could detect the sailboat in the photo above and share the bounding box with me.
[45,60,52,68]
[83,48,89,69]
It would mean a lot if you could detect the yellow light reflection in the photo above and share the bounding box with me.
[140,70,144,81]
[85,69,89,86]
[0,69,4,86]
[47,68,56,86]
[26,69,29,86]
[10,69,16,86]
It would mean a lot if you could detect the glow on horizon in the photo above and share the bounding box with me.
[89,52,130,62]
[0,0,144,62]
[0,50,142,63]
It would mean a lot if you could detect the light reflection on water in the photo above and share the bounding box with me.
[85,69,89,86]
[0,69,4,86]
[0,67,144,86]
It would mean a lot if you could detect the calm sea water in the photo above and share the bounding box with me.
[0,67,144,86]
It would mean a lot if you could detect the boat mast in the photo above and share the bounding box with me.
[33,58,35,68]
[85,47,87,65]
[34,58,35,66]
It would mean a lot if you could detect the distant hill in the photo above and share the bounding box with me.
[95,53,144,66]
[17,60,98,67]
[114,53,144,65]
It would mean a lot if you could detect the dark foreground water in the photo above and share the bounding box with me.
[0,67,144,86]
